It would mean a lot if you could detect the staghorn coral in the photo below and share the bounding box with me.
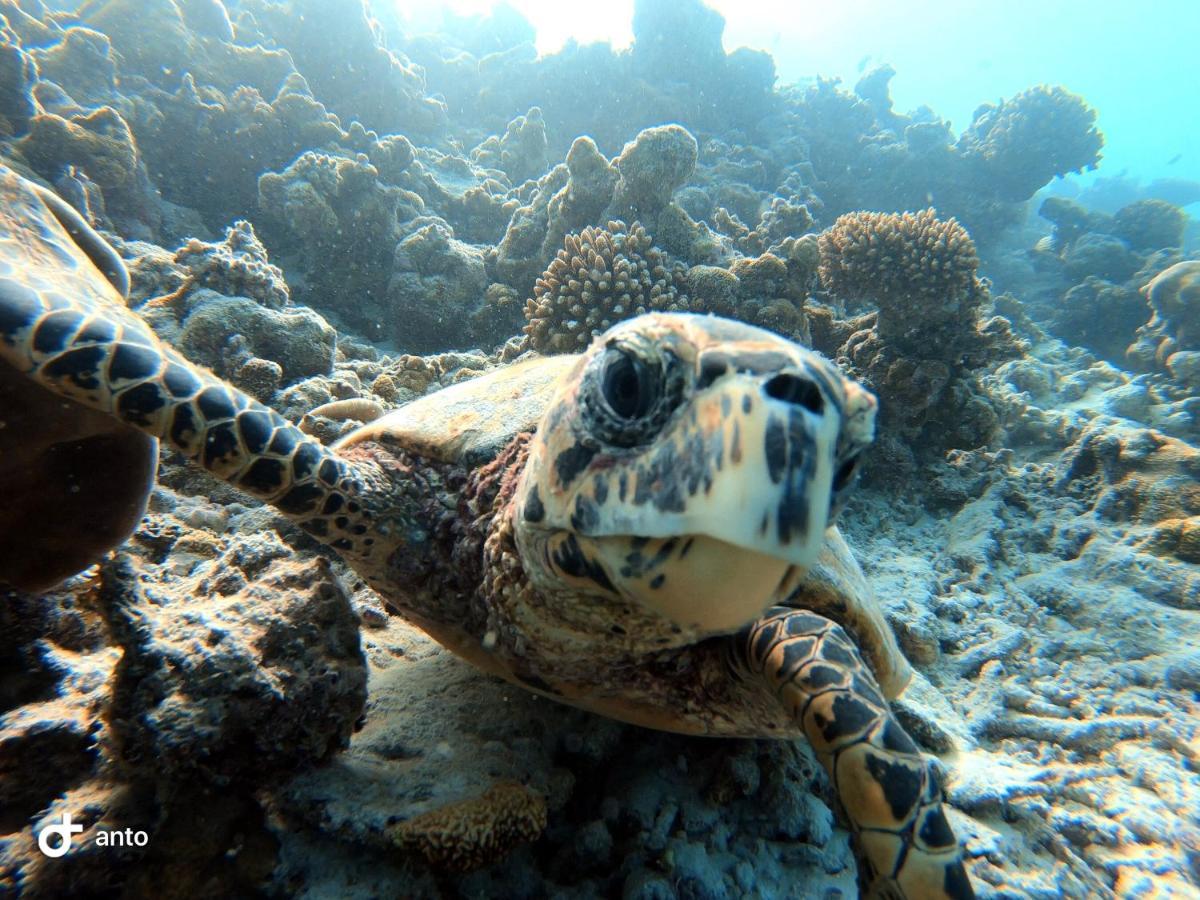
[1111,199,1187,252]
[958,85,1103,202]
[523,221,692,354]
[389,782,547,871]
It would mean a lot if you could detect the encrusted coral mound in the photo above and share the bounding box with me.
[523,221,692,354]
[174,219,290,309]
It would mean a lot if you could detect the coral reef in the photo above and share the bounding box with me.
[1,0,1198,896]
[522,221,692,353]
[816,209,1016,454]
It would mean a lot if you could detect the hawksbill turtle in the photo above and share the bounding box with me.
[0,166,974,899]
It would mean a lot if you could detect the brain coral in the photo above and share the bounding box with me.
[523,221,693,354]
[958,85,1103,201]
[817,208,982,350]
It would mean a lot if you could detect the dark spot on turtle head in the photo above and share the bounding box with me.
[609,624,626,635]
[196,385,236,420]
[292,441,322,480]
[864,750,925,823]
[942,860,974,900]
[697,354,729,390]
[880,719,919,755]
[818,691,879,747]
[321,493,344,515]
[720,394,732,417]
[162,362,201,399]
[0,279,42,337]
[550,533,616,593]
[779,636,818,677]
[318,457,341,487]
[523,484,546,523]
[649,573,665,590]
[277,481,326,515]
[170,402,199,447]
[742,395,752,414]
[334,516,349,529]
[764,415,787,483]
[802,663,845,691]
[201,420,240,468]
[237,409,274,455]
[592,474,609,505]
[554,441,597,487]
[680,538,694,558]
[570,496,600,533]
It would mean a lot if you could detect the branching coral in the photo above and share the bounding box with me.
[816,209,1015,452]
[523,221,693,354]
[817,208,982,351]
[390,781,547,871]
[958,85,1103,201]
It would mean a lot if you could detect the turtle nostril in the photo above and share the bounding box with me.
[763,374,824,415]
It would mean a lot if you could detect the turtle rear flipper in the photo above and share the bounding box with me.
[733,607,975,900]
[0,167,397,582]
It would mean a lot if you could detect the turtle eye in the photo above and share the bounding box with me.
[601,348,658,420]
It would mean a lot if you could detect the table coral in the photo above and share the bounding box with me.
[957,84,1103,202]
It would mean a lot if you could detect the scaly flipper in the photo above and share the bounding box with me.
[0,167,404,566]
[733,607,974,900]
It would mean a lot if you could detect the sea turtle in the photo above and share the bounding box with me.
[0,166,973,899]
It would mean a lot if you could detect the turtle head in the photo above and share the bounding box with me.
[514,313,876,642]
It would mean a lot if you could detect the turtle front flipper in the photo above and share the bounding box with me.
[732,607,974,900]
[0,167,404,577]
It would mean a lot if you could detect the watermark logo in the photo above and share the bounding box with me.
[36,814,149,857]
[37,814,83,858]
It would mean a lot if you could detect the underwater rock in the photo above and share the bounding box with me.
[0,24,37,136]
[257,150,419,342]
[176,290,336,388]
[79,0,292,96]
[1111,198,1187,252]
[605,124,699,225]
[387,219,488,353]
[132,71,346,229]
[241,0,445,137]
[16,106,161,236]
[471,106,549,186]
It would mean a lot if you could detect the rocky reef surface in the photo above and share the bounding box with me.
[1,0,1197,897]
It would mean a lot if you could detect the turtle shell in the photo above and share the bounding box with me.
[334,354,578,467]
